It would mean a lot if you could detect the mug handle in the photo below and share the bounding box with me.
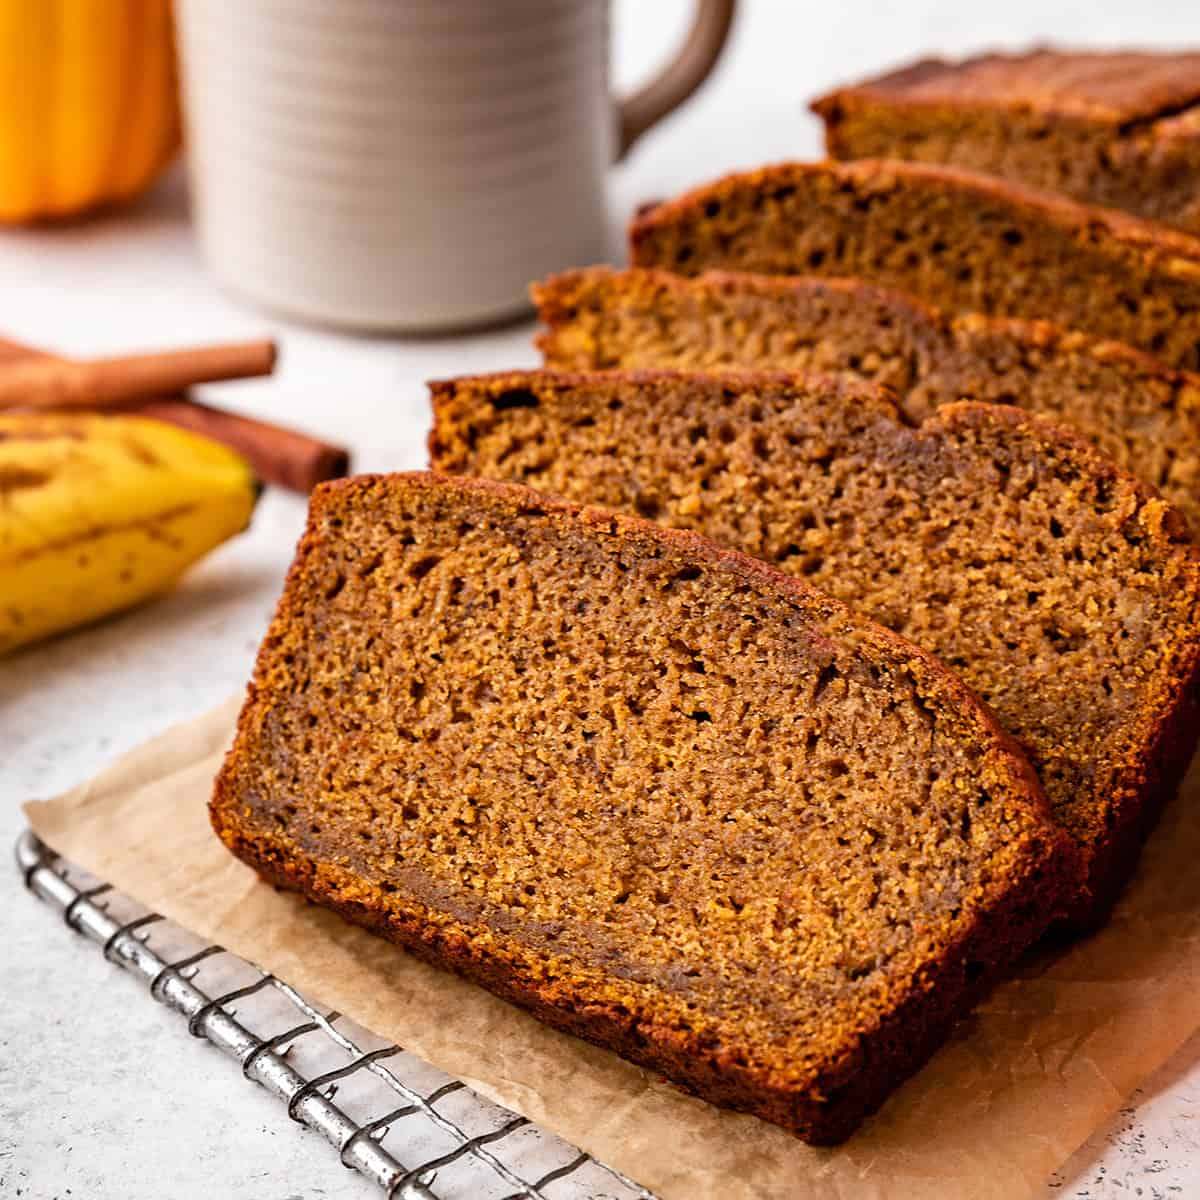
[616,0,737,159]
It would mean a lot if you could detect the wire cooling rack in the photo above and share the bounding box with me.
[15,828,657,1200]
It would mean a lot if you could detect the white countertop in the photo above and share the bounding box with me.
[4,2,1199,1196]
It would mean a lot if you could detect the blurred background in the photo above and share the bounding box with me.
[6,2,1200,1197]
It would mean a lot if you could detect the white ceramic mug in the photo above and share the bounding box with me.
[174,0,736,333]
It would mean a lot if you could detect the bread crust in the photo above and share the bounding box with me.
[629,158,1200,265]
[535,264,1200,383]
[813,51,1200,124]
[215,801,1071,1144]
[812,51,1200,236]
[212,471,1080,1144]
[531,265,1200,531]
[428,373,1200,931]
[627,159,1200,371]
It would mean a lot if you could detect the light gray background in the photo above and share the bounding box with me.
[4,2,1199,1196]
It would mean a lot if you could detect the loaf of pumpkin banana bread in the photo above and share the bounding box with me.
[812,49,1200,236]
[627,159,1200,371]
[212,471,1078,1143]
[534,267,1200,529]
[430,371,1200,929]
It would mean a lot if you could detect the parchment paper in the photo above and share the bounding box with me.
[25,701,1200,1200]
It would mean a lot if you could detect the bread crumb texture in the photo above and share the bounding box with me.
[812,50,1200,237]
[212,472,1077,1143]
[628,159,1200,371]
[534,267,1200,530]
[430,370,1200,928]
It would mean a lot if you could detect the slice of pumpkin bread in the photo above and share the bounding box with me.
[534,267,1200,529]
[212,471,1077,1144]
[811,50,1200,237]
[627,158,1200,372]
[429,371,1200,929]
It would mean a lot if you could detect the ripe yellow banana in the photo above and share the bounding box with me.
[0,412,258,655]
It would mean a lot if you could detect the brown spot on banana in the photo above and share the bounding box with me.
[9,502,199,563]
[0,464,52,492]
[123,436,162,468]
[0,427,86,443]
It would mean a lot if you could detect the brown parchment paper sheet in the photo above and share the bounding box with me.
[24,700,1200,1200]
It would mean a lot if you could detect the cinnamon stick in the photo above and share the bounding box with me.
[0,340,277,410]
[135,397,350,494]
[0,336,349,493]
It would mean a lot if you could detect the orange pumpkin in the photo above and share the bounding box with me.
[0,0,180,222]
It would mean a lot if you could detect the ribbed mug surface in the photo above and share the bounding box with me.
[175,0,614,332]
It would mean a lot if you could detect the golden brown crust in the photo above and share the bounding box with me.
[629,158,1200,264]
[813,50,1200,125]
[215,800,1074,1144]
[811,54,1200,236]
[212,471,1080,1143]
[627,159,1200,371]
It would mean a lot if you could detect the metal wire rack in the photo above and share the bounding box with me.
[15,827,658,1200]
